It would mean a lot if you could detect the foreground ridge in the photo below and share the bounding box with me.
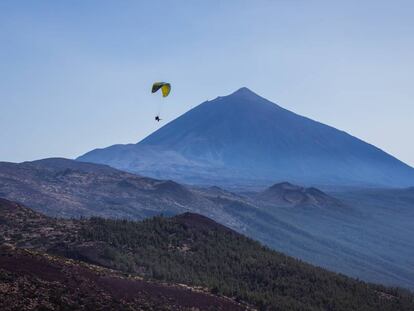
[1,198,414,311]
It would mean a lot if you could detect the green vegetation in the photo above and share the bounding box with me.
[80,215,414,311]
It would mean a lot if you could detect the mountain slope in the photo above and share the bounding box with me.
[78,87,414,187]
[2,198,414,311]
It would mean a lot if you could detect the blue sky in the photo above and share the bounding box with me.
[1,0,413,166]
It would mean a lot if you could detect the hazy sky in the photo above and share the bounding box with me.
[1,0,413,166]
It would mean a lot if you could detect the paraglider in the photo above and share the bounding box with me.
[152,82,171,97]
[151,82,171,122]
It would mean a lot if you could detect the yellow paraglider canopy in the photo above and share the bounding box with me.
[152,82,171,97]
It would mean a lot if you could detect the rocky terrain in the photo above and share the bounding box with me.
[0,247,246,311]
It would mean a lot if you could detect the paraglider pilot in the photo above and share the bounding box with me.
[152,82,170,122]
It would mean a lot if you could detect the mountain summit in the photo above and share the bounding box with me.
[78,87,414,187]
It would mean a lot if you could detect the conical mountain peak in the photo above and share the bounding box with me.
[225,87,267,102]
[231,87,256,96]
[208,87,282,115]
[78,88,414,187]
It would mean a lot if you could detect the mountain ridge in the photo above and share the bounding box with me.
[0,158,242,227]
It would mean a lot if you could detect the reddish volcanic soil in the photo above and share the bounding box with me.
[0,247,247,311]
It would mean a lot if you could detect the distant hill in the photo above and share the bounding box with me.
[2,198,414,311]
[257,182,342,207]
[0,158,240,227]
[78,87,414,188]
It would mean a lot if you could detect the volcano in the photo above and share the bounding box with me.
[78,87,414,187]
